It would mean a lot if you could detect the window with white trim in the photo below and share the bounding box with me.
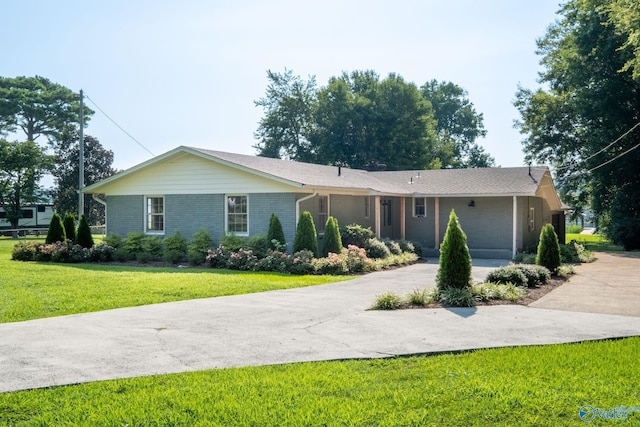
[226,195,248,235]
[413,197,426,217]
[145,196,164,234]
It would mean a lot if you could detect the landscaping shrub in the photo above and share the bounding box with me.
[267,213,286,250]
[516,264,551,287]
[560,241,595,263]
[45,213,66,244]
[206,246,231,269]
[536,224,561,273]
[398,240,415,255]
[187,229,213,265]
[287,250,315,275]
[322,216,342,257]
[63,214,76,243]
[313,251,349,275]
[293,211,318,256]
[220,233,246,252]
[365,238,391,259]
[11,241,39,261]
[255,250,290,272]
[407,288,436,306]
[557,264,575,277]
[124,231,146,260]
[340,224,374,248]
[87,242,115,262]
[513,251,537,264]
[371,291,402,310]
[138,235,162,263]
[103,234,124,249]
[344,245,371,272]
[485,265,528,288]
[436,210,472,294]
[608,181,640,250]
[226,248,258,270]
[163,231,188,264]
[76,215,94,248]
[383,239,402,255]
[439,287,475,307]
[471,283,524,302]
[246,234,269,258]
[368,252,418,270]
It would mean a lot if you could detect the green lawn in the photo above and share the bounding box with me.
[0,237,351,323]
[565,233,624,251]
[1,337,638,426]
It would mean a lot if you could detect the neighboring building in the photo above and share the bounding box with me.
[83,146,566,258]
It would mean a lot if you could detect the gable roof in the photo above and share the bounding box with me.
[84,146,558,204]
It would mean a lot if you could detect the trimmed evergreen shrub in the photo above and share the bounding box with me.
[485,265,528,287]
[76,215,94,248]
[516,264,551,287]
[383,239,402,255]
[365,238,391,259]
[45,213,66,244]
[267,213,286,250]
[246,234,269,258]
[187,229,213,265]
[322,216,342,256]
[536,224,561,273]
[63,214,77,243]
[436,209,472,294]
[340,224,374,248]
[220,233,245,252]
[163,231,188,264]
[139,235,162,263]
[103,234,124,249]
[293,211,318,256]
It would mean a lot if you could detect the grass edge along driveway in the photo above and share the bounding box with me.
[0,337,638,426]
[0,238,351,323]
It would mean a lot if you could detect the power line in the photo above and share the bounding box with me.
[588,140,640,172]
[84,94,155,157]
[556,122,640,172]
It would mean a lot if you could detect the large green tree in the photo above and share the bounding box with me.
[514,0,640,248]
[254,70,492,170]
[51,126,117,225]
[607,0,640,81]
[0,140,52,228]
[421,80,495,168]
[0,76,92,143]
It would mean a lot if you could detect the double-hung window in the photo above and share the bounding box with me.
[145,196,164,234]
[226,195,248,235]
[413,197,426,217]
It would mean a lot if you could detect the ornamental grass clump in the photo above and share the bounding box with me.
[436,210,472,298]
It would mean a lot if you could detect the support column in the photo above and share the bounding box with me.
[400,197,406,240]
[434,197,440,249]
[374,195,381,238]
[512,196,518,259]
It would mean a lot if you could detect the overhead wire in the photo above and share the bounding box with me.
[84,94,155,156]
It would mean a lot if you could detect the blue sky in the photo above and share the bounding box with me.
[2,0,561,171]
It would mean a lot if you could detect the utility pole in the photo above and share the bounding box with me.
[79,89,84,220]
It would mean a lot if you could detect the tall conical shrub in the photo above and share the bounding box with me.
[45,213,66,244]
[536,223,561,273]
[63,213,77,243]
[436,209,472,291]
[267,213,286,250]
[76,214,94,248]
[322,216,342,256]
[293,211,318,256]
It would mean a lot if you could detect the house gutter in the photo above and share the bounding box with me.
[296,192,318,226]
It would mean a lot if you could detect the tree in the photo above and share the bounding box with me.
[514,0,640,249]
[293,211,318,256]
[0,76,92,143]
[436,210,472,291]
[51,126,117,225]
[267,213,286,250]
[76,214,94,248]
[607,0,640,81]
[536,224,561,273]
[45,213,66,244]
[254,69,317,161]
[63,213,76,242]
[322,216,342,256]
[0,140,52,228]
[421,80,495,168]
[254,69,491,170]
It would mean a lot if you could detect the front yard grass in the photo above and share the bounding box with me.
[565,233,624,251]
[1,337,638,426]
[0,237,351,323]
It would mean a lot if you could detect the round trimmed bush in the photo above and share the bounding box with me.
[340,224,374,248]
[485,265,528,288]
[365,238,391,259]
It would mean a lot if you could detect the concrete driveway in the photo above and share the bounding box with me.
[1,256,639,393]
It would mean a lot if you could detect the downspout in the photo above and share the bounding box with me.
[296,192,318,226]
